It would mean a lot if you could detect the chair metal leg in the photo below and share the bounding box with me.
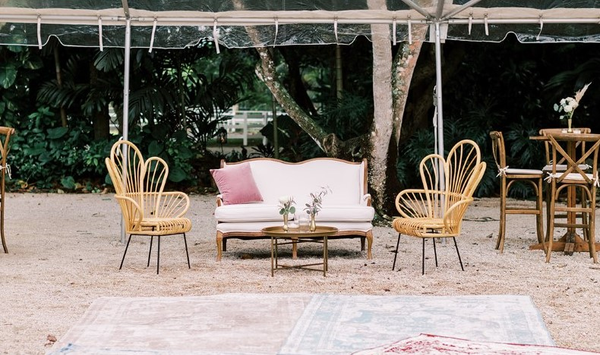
[183,233,191,268]
[453,237,464,271]
[119,234,133,270]
[392,233,401,270]
[156,236,161,274]
[422,238,426,275]
[147,236,154,267]
[432,238,438,267]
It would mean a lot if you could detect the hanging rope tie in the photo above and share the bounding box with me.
[149,18,157,53]
[484,15,489,36]
[392,18,397,45]
[468,14,473,35]
[496,166,509,177]
[407,18,412,45]
[0,164,11,180]
[213,19,221,54]
[334,17,339,43]
[98,17,104,51]
[273,17,279,46]
[37,16,43,49]
[536,16,544,41]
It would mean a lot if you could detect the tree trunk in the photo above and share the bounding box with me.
[279,47,319,117]
[89,60,110,140]
[367,0,394,215]
[392,24,431,145]
[53,45,68,127]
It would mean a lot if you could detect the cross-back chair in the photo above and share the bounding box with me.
[539,128,591,172]
[539,128,592,242]
[0,127,15,254]
[392,139,486,274]
[489,131,544,253]
[105,139,192,274]
[544,133,600,263]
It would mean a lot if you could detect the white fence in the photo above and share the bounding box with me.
[219,110,275,146]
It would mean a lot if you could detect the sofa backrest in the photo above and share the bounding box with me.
[222,158,367,206]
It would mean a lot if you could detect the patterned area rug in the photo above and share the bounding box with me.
[48,294,554,355]
[352,333,600,354]
[279,294,553,354]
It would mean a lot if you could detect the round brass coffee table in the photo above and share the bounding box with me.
[262,225,338,277]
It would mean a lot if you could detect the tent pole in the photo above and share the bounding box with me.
[122,19,131,143]
[120,18,131,244]
[434,21,446,218]
[434,22,444,160]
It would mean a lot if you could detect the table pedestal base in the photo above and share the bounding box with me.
[529,232,600,254]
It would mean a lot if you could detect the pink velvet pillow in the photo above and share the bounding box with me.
[210,163,263,205]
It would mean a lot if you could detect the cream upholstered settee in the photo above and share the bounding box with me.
[211,158,375,261]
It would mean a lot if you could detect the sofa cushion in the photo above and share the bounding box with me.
[216,221,374,233]
[304,205,375,222]
[215,204,283,222]
[216,204,374,223]
[210,163,263,205]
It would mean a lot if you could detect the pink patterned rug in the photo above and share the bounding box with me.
[352,333,600,355]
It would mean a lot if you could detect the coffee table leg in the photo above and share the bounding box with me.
[323,236,328,277]
[271,236,275,277]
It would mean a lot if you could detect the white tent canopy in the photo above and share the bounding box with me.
[1,1,600,49]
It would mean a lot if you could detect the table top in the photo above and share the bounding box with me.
[262,225,338,237]
[530,131,600,142]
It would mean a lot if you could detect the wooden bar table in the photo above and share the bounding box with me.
[530,131,600,258]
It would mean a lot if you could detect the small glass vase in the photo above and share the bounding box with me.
[309,213,317,232]
[282,214,289,232]
[567,117,573,133]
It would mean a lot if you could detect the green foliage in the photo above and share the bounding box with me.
[7,106,113,191]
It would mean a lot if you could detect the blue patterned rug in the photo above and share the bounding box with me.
[48,294,553,355]
[279,294,553,354]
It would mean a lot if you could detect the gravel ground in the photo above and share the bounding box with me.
[0,193,599,354]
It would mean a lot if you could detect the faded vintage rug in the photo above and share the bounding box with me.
[351,333,600,354]
[278,294,553,354]
[48,293,554,355]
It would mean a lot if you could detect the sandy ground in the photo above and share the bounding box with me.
[0,193,599,354]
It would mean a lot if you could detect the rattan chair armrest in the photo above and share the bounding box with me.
[442,196,474,233]
[115,194,144,231]
[157,191,190,218]
[395,188,435,219]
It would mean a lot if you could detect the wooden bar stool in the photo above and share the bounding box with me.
[544,133,600,263]
[539,128,591,242]
[489,131,544,253]
[0,127,15,254]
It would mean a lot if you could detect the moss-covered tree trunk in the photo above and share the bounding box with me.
[367,0,394,216]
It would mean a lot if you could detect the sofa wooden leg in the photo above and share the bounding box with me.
[366,230,374,259]
[216,231,223,262]
[360,236,365,251]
